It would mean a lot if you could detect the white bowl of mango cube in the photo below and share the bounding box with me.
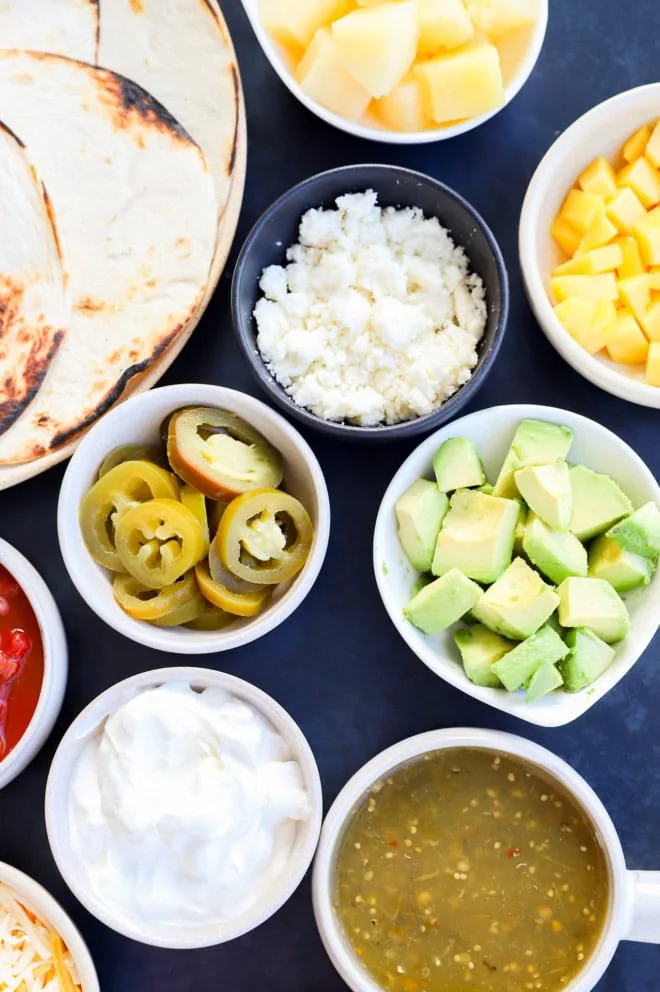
[248,0,548,143]
[373,404,660,728]
[521,84,660,407]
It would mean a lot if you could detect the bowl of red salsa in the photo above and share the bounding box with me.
[0,538,67,790]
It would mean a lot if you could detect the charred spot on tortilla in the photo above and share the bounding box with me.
[78,297,105,313]
[40,186,65,266]
[105,74,191,143]
[0,119,24,148]
[49,319,184,450]
[0,328,63,435]
[226,64,240,178]
[129,0,144,12]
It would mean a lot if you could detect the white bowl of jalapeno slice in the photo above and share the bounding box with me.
[57,384,331,653]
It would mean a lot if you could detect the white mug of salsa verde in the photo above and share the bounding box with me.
[0,538,67,790]
[312,728,660,992]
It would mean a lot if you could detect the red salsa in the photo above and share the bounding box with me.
[0,564,43,760]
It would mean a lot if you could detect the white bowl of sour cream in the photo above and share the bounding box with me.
[45,668,322,948]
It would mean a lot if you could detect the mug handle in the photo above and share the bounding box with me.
[626,871,660,943]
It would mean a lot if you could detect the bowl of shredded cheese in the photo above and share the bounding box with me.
[0,861,99,992]
[232,164,508,440]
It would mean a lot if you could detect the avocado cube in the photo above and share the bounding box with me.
[493,420,573,498]
[522,514,588,585]
[526,662,564,703]
[513,504,527,555]
[432,489,519,584]
[569,465,633,542]
[491,625,569,692]
[454,623,512,688]
[433,437,486,492]
[588,534,654,593]
[479,482,495,495]
[396,479,449,572]
[560,627,616,692]
[557,577,631,643]
[410,572,433,598]
[514,462,572,532]
[606,501,660,560]
[404,568,482,635]
[472,557,560,640]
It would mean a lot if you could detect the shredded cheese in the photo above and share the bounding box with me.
[0,883,81,992]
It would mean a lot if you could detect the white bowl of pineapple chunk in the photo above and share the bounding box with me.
[521,84,660,407]
[374,404,660,727]
[250,0,547,142]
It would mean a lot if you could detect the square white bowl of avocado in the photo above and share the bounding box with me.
[373,405,660,727]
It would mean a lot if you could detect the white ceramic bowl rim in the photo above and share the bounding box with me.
[520,83,660,408]
[373,403,660,727]
[45,666,323,949]
[312,728,629,992]
[241,0,549,144]
[0,861,100,992]
[57,383,330,654]
[0,539,67,789]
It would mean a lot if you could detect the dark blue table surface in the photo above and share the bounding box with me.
[1,3,659,990]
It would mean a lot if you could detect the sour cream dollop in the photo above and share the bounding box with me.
[68,682,310,926]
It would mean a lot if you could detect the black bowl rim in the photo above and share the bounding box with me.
[230,163,509,441]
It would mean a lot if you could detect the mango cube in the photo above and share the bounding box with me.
[297,28,371,120]
[560,190,604,234]
[553,244,623,276]
[617,274,651,320]
[646,342,660,385]
[376,73,428,131]
[260,0,350,48]
[551,216,581,257]
[554,298,615,354]
[606,188,647,234]
[616,237,645,279]
[577,211,618,253]
[607,310,649,364]
[617,157,660,209]
[641,300,660,342]
[646,121,660,169]
[632,207,660,267]
[465,0,537,36]
[623,124,651,164]
[418,0,474,53]
[550,274,619,304]
[414,43,504,124]
[578,157,617,199]
[332,0,419,98]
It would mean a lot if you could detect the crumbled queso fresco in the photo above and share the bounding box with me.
[253,191,487,427]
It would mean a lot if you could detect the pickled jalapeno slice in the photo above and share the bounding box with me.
[112,571,198,621]
[115,498,206,588]
[194,559,271,617]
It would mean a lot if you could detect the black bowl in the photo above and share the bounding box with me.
[231,164,508,441]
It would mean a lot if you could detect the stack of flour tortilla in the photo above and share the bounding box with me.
[0,0,239,464]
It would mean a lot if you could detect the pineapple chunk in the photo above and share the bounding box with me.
[642,300,660,342]
[560,190,604,234]
[376,73,428,131]
[332,1,419,99]
[607,310,649,364]
[551,216,581,257]
[616,237,645,279]
[554,298,615,354]
[617,157,660,209]
[646,121,660,169]
[617,274,651,320]
[632,207,660,267]
[622,124,651,164]
[465,0,537,36]
[553,244,623,276]
[578,157,618,199]
[418,0,474,53]
[646,342,660,385]
[415,43,504,124]
[606,188,647,234]
[577,211,618,253]
[650,268,660,290]
[550,274,618,304]
[260,0,350,48]
[297,28,371,120]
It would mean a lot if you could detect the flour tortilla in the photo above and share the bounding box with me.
[98,0,239,219]
[0,123,70,436]
[0,0,98,62]
[0,51,217,464]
